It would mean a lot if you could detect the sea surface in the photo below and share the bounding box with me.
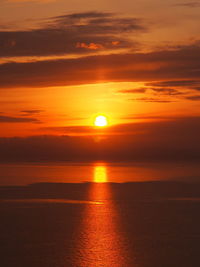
[0,162,200,267]
[0,161,200,185]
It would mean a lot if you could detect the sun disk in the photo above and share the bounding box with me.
[94,115,108,127]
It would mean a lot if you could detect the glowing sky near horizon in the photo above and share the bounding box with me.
[0,0,200,139]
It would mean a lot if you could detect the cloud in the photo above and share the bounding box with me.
[146,80,200,88]
[53,11,144,32]
[121,114,178,121]
[20,109,44,115]
[8,0,54,2]
[149,88,185,95]
[174,1,200,7]
[0,115,41,123]
[118,82,200,103]
[129,97,174,103]
[118,87,184,96]
[1,44,200,89]
[118,88,147,94]
[144,80,200,100]
[185,95,200,100]
[0,116,199,162]
[0,12,145,58]
[76,42,104,50]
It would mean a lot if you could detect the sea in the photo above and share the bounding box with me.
[0,161,200,267]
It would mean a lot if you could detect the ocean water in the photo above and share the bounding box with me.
[0,162,200,267]
[0,161,200,185]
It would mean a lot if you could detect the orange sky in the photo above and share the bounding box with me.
[0,0,200,161]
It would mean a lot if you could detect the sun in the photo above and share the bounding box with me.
[94,115,108,127]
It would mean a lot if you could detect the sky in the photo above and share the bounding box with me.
[0,0,200,161]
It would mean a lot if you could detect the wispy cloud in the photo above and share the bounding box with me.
[121,114,184,121]
[1,44,200,89]
[118,81,200,102]
[146,80,200,88]
[185,95,200,101]
[0,115,41,123]
[6,0,57,3]
[174,1,200,7]
[149,88,185,96]
[118,88,147,94]
[20,109,44,115]
[118,87,185,96]
[129,97,174,103]
[0,12,145,59]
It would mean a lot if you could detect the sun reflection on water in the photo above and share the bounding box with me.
[74,164,131,267]
[94,165,107,183]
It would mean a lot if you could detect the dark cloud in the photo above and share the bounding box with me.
[118,88,147,94]
[119,87,184,96]
[145,80,200,99]
[0,12,145,58]
[174,1,200,7]
[129,97,174,103]
[185,95,200,101]
[0,115,41,123]
[122,114,175,120]
[0,116,199,162]
[20,109,44,115]
[1,44,200,89]
[192,87,200,91]
[146,80,200,88]
[150,88,185,95]
[40,125,103,135]
[52,11,144,32]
